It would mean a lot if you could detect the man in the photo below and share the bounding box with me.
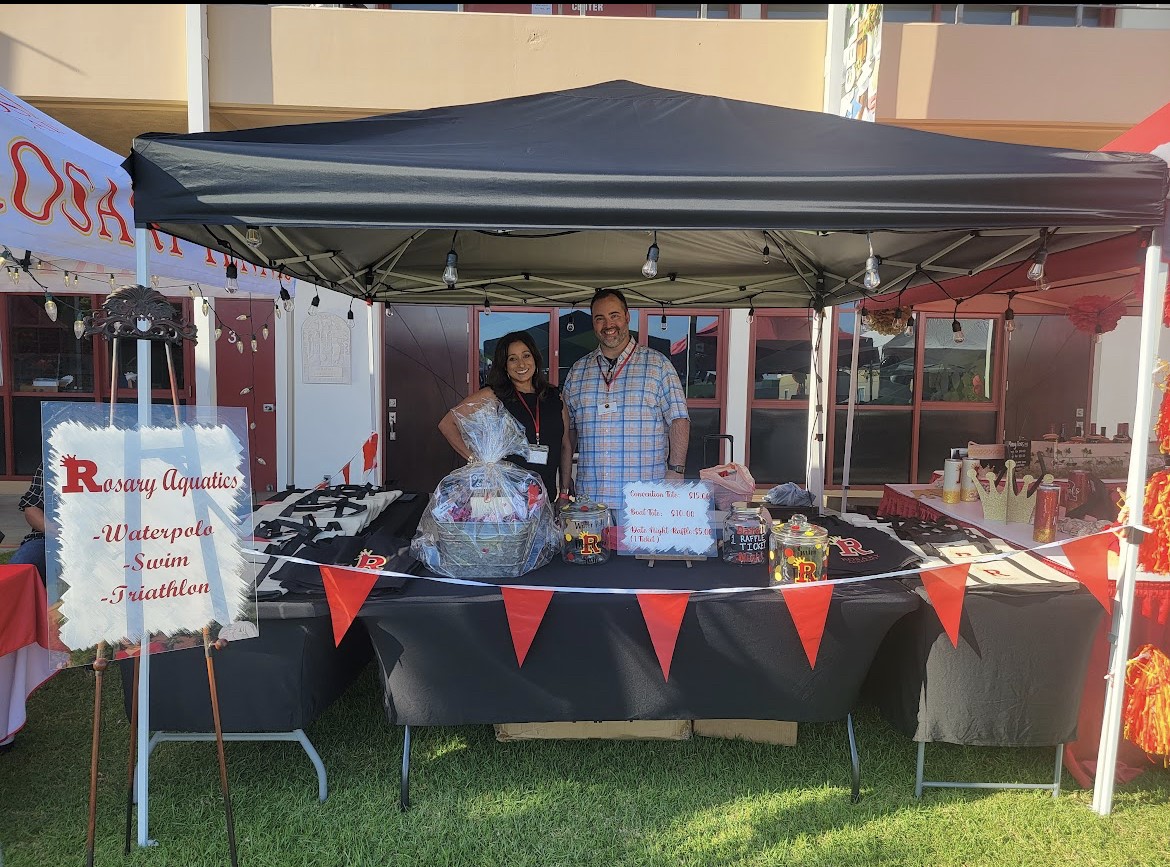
[11,462,47,584]
[563,289,690,512]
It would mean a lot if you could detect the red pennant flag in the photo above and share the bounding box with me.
[636,592,691,681]
[341,461,351,485]
[500,587,554,667]
[779,583,835,668]
[1061,532,1116,613]
[362,433,380,473]
[320,565,379,646]
[920,563,971,647]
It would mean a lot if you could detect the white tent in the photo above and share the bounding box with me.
[0,87,288,298]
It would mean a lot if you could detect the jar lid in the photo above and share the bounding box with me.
[772,513,826,538]
[562,499,608,515]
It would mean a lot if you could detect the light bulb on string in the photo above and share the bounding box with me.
[762,232,770,265]
[236,339,244,354]
[274,300,281,319]
[1004,292,1017,335]
[251,335,258,352]
[863,232,881,291]
[245,227,261,248]
[262,323,270,340]
[240,386,252,395]
[214,326,222,341]
[63,270,70,287]
[278,285,293,312]
[660,310,667,331]
[952,317,965,345]
[384,305,394,318]
[442,239,459,287]
[1028,230,1049,282]
[225,261,239,293]
[642,232,660,279]
[249,421,257,430]
[483,297,491,316]
[347,303,356,328]
[43,293,57,322]
[109,273,115,288]
[188,285,196,298]
[309,291,320,314]
[748,303,755,323]
[74,312,86,340]
[151,275,159,288]
[256,456,267,466]
[202,298,210,318]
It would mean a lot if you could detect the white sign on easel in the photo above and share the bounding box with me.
[44,412,254,660]
[620,480,717,559]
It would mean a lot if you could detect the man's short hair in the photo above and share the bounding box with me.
[591,287,629,313]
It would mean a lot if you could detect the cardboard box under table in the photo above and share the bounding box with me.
[359,557,920,806]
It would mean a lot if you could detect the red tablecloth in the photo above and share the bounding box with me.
[1,564,57,741]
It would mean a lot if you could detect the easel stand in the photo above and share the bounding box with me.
[635,555,701,569]
[79,283,236,864]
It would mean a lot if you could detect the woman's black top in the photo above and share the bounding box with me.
[498,386,564,498]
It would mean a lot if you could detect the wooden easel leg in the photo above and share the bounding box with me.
[203,628,238,867]
[123,655,140,854]
[86,643,107,867]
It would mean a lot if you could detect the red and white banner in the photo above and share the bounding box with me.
[0,87,288,297]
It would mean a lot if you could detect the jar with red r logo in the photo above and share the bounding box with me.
[769,514,829,584]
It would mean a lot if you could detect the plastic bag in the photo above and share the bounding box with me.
[411,395,560,578]
[763,482,816,509]
[700,462,757,511]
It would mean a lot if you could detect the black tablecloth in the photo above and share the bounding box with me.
[359,559,921,726]
[865,578,1105,746]
[115,494,430,732]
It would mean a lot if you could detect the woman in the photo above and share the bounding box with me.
[438,331,573,504]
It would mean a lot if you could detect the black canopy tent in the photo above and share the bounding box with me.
[124,81,1168,311]
[124,80,1170,817]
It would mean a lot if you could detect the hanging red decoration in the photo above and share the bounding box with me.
[1067,295,1126,336]
[1158,388,1170,454]
[1138,470,1170,575]
[1123,643,1170,765]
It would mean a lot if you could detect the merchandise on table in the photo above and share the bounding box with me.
[942,458,962,504]
[813,515,922,578]
[960,457,980,502]
[1033,482,1061,543]
[560,499,613,565]
[721,502,769,565]
[769,514,829,584]
[412,397,560,578]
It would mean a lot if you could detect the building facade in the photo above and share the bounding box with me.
[1,4,1168,494]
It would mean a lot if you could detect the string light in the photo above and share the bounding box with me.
[236,339,244,354]
[385,305,394,318]
[1027,229,1049,283]
[245,227,261,248]
[43,292,58,322]
[642,232,660,279]
[274,300,281,319]
[74,311,86,340]
[188,285,197,298]
[278,285,293,312]
[952,302,965,345]
[214,326,222,341]
[0,248,9,268]
[761,232,770,265]
[202,298,210,317]
[109,273,116,288]
[864,232,881,291]
[483,297,491,316]
[660,310,667,331]
[442,233,459,287]
[1004,291,1017,335]
[309,290,320,314]
[262,324,270,340]
[240,386,252,395]
[251,334,259,352]
[748,302,755,323]
[225,261,239,293]
[151,275,160,288]
[347,300,356,328]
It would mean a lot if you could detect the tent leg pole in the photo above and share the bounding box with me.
[1092,229,1166,816]
[846,712,860,803]
[840,303,862,514]
[400,724,412,812]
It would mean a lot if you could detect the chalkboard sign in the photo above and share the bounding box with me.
[619,481,717,558]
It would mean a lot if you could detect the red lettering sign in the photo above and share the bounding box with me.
[10,138,63,222]
[832,537,874,558]
[580,532,601,556]
[60,455,100,494]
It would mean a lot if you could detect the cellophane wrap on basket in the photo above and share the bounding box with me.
[411,395,560,578]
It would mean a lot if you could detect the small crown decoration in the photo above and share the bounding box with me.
[968,459,1054,524]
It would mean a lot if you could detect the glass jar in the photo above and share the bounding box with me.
[722,502,768,565]
[768,514,830,584]
[560,499,613,565]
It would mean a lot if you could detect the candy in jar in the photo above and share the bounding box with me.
[560,499,613,565]
[768,514,829,584]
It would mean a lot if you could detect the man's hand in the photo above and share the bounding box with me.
[665,469,684,482]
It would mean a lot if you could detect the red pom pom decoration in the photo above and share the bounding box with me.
[1138,470,1170,575]
[1067,294,1126,335]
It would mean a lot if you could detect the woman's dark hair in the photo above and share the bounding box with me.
[486,331,551,399]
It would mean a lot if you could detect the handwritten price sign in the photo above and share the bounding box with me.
[620,481,717,557]
[45,414,252,651]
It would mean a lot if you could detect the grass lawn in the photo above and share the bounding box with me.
[0,658,1167,867]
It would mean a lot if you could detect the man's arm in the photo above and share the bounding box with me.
[23,505,45,533]
[666,417,690,480]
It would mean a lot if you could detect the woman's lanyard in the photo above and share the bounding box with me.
[514,390,540,444]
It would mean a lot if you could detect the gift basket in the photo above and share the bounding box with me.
[412,396,560,578]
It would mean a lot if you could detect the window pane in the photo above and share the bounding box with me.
[706,4,731,18]
[916,411,999,483]
[960,4,1017,24]
[655,4,701,17]
[832,409,912,484]
[478,311,549,389]
[686,407,722,478]
[648,315,719,399]
[10,295,95,393]
[882,4,938,22]
[766,4,828,19]
[922,317,995,403]
[749,408,809,485]
[108,336,186,392]
[1026,5,1100,26]
[835,309,915,406]
[15,395,90,474]
[753,315,813,400]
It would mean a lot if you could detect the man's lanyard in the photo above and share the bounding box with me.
[514,390,540,444]
[597,343,634,390]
